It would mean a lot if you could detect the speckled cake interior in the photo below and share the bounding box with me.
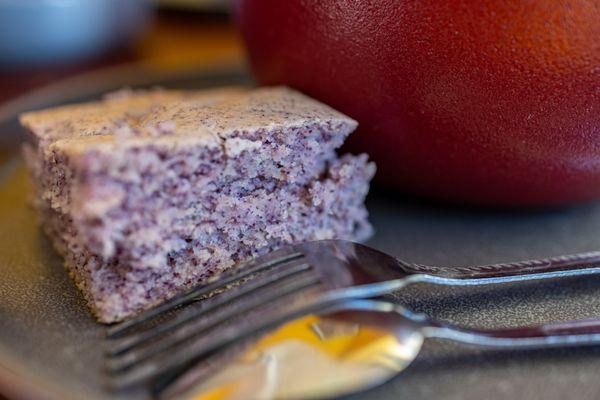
[20,86,375,323]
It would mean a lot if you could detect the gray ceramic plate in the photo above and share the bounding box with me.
[2,66,600,400]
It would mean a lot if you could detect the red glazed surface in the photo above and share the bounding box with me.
[235,0,600,207]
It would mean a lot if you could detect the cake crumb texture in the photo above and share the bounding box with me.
[21,86,375,323]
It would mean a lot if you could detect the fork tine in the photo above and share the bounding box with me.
[106,249,304,338]
[149,299,348,397]
[105,261,312,357]
[105,272,322,391]
[105,269,317,375]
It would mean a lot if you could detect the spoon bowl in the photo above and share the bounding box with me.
[167,299,600,399]
[165,302,425,399]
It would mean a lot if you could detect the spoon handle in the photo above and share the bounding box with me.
[431,318,600,349]
[397,251,600,280]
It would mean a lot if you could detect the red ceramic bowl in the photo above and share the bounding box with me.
[235,0,600,207]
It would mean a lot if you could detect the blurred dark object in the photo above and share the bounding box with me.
[0,0,153,69]
[157,0,232,14]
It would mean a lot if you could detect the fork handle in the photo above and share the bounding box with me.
[432,317,600,349]
[398,251,600,280]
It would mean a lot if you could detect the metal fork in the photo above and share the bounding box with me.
[104,239,600,392]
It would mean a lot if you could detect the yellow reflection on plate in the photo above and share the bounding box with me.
[188,313,420,400]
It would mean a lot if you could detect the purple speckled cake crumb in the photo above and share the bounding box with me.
[20,86,375,323]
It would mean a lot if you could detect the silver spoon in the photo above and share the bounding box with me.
[170,299,600,400]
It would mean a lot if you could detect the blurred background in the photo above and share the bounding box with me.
[0,0,241,104]
[0,0,243,165]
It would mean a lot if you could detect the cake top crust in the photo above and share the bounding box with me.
[20,86,357,151]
